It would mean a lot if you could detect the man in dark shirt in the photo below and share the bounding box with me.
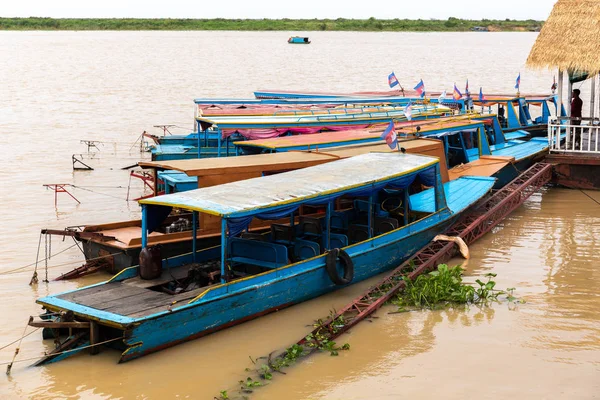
[571,89,583,147]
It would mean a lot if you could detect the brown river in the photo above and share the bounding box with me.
[1,31,599,399]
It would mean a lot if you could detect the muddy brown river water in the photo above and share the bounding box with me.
[0,31,598,399]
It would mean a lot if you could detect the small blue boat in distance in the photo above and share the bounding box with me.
[288,36,310,44]
[30,153,495,364]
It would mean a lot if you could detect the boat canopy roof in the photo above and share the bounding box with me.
[233,120,484,150]
[140,153,439,218]
[196,104,450,129]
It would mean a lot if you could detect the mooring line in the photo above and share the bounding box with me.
[579,189,600,207]
[0,328,40,352]
[1,248,120,276]
[2,336,124,371]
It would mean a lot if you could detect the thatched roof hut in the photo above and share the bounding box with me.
[527,0,600,74]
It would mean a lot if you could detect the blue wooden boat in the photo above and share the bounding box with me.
[195,95,463,107]
[288,36,310,44]
[474,94,563,137]
[425,122,549,188]
[252,90,562,137]
[31,153,495,364]
[151,104,452,160]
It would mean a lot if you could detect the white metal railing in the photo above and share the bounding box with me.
[548,118,600,154]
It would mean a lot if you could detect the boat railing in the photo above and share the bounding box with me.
[548,118,600,154]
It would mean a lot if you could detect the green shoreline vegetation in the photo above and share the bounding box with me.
[0,17,542,31]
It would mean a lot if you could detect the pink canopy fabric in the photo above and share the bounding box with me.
[222,124,374,140]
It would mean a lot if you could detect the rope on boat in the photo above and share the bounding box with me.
[5,318,33,375]
[45,233,50,283]
[1,246,119,277]
[579,189,600,207]
[28,232,43,285]
[0,327,40,352]
[70,185,129,201]
[2,336,124,372]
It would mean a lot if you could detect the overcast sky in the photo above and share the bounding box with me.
[3,0,556,20]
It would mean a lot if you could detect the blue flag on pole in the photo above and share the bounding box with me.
[380,120,397,150]
[414,79,425,98]
[515,73,521,90]
[479,87,486,102]
[388,72,400,88]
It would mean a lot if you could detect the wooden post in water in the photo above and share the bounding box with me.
[89,321,99,355]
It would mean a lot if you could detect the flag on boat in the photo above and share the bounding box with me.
[404,102,413,121]
[388,72,400,88]
[453,84,462,100]
[515,73,521,90]
[551,76,557,92]
[438,90,447,102]
[414,79,425,97]
[465,79,470,96]
[479,87,486,102]
[380,121,397,150]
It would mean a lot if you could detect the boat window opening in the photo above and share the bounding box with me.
[446,134,470,167]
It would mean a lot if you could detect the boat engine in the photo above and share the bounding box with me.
[165,218,191,233]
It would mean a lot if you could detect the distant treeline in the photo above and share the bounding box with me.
[0,17,543,31]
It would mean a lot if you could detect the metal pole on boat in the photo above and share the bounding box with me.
[192,211,198,262]
[403,189,409,226]
[197,123,202,159]
[367,194,373,239]
[325,202,332,250]
[220,218,227,283]
[141,205,148,249]
[567,76,573,117]
[217,129,222,158]
[590,74,596,120]
[434,164,446,211]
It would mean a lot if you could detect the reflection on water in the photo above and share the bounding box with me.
[0,31,599,399]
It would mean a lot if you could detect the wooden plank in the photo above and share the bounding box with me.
[64,284,147,305]
[138,151,337,176]
[83,287,157,309]
[57,282,123,302]
[102,292,176,316]
[92,290,169,311]
[123,265,191,288]
[32,332,88,366]
[125,288,208,318]
[29,321,90,329]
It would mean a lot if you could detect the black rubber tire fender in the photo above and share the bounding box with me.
[325,248,354,285]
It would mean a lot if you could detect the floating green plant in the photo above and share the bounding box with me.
[393,264,518,310]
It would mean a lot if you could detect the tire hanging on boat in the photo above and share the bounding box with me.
[325,248,354,285]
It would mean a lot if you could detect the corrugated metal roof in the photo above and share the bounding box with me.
[140,153,438,217]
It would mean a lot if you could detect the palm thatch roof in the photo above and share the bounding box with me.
[527,0,600,74]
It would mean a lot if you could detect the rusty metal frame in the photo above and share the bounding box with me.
[297,162,552,348]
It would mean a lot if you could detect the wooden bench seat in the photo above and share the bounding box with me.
[228,237,288,269]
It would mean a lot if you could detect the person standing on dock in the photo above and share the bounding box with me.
[571,89,583,148]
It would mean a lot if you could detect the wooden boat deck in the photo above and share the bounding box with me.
[448,155,514,180]
[56,265,206,318]
[99,227,164,247]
